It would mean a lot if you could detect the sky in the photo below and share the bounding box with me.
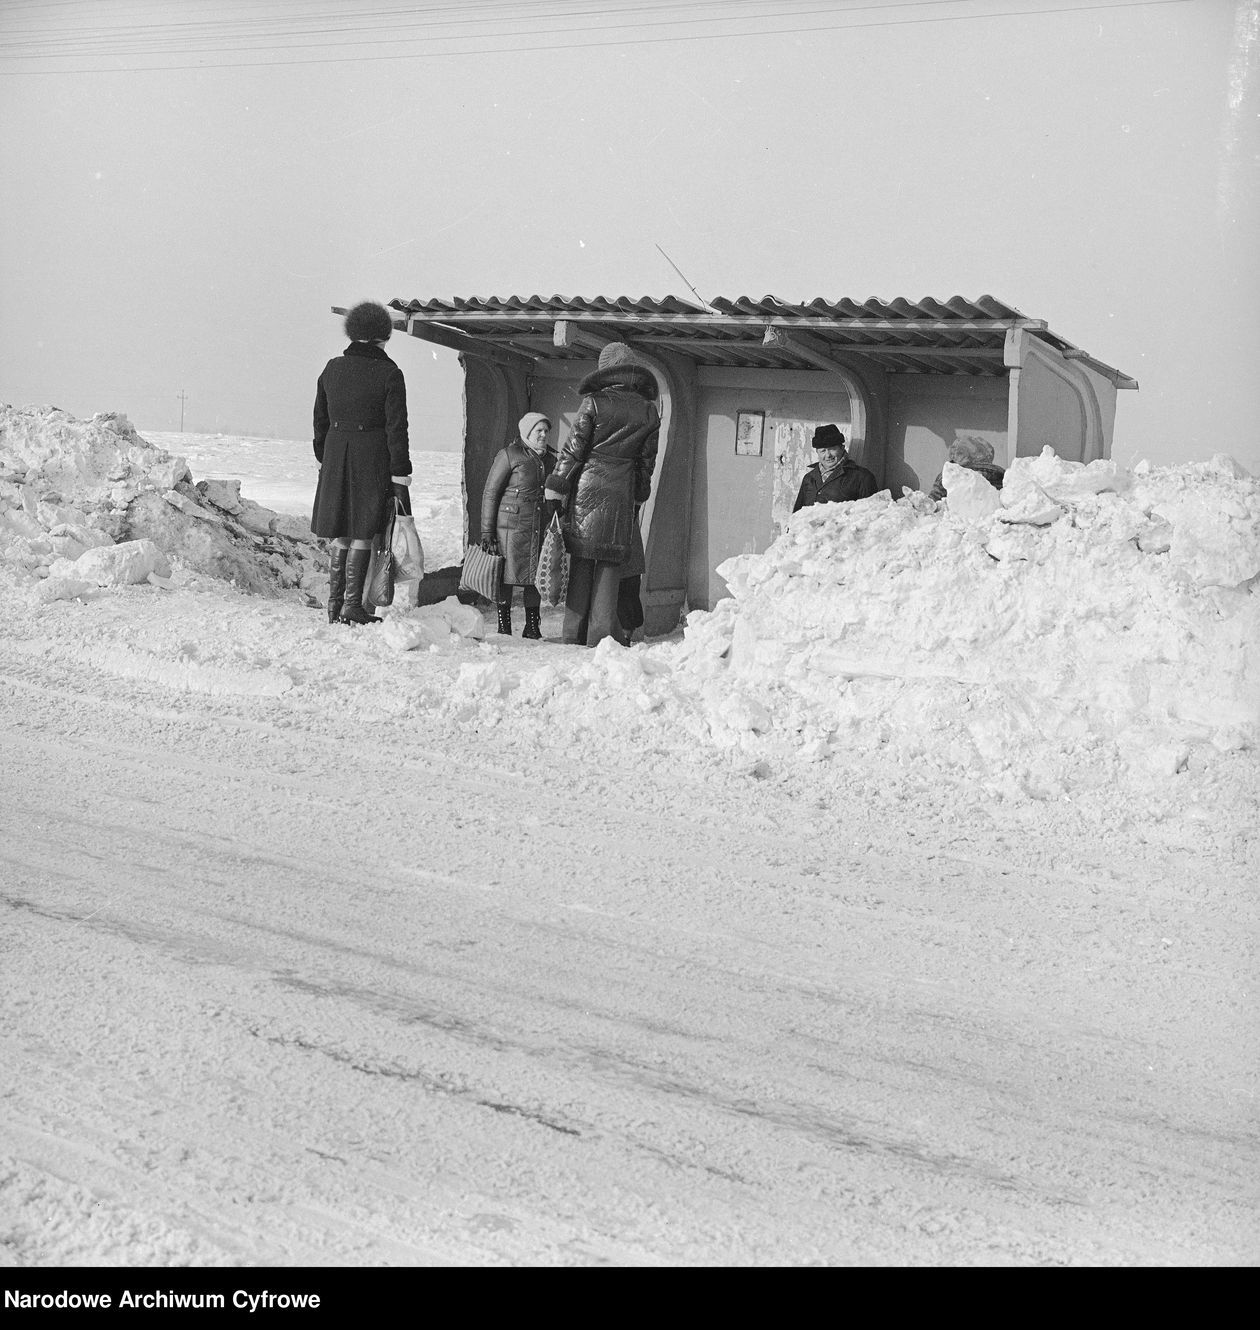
[1,0,1257,472]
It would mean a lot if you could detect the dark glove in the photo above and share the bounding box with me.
[480,534,500,555]
[543,498,562,525]
[392,483,412,516]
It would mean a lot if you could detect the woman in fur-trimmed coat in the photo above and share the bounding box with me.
[544,343,659,648]
[479,412,555,639]
[311,300,411,625]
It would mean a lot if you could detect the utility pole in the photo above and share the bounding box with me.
[177,389,188,431]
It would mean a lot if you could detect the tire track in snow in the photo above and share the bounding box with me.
[2,640,1256,1263]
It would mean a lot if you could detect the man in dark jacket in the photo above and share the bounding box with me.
[545,342,660,648]
[792,424,878,511]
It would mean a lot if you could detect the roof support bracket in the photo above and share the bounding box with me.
[553,319,620,353]
[762,325,852,372]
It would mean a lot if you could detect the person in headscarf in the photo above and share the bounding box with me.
[928,436,1006,501]
[544,342,660,648]
[478,411,555,638]
[311,300,411,625]
[792,424,878,511]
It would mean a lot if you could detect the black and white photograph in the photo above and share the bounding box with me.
[0,0,1257,1274]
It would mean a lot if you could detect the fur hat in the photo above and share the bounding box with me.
[344,301,393,343]
[518,411,552,442]
[948,435,996,467]
[812,423,847,450]
[598,342,640,370]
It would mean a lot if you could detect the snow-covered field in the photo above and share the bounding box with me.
[141,431,466,574]
[1,407,1257,1266]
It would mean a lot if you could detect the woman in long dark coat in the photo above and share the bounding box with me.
[479,412,555,638]
[544,342,659,648]
[311,301,411,625]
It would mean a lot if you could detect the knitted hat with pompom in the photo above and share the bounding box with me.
[344,301,393,343]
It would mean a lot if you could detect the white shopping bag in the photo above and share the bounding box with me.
[391,512,424,609]
[393,513,424,581]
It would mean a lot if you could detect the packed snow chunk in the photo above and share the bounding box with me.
[1002,448,1127,506]
[46,522,114,562]
[69,539,172,587]
[943,462,1002,522]
[380,598,485,651]
[380,613,448,653]
[453,659,514,700]
[439,599,486,640]
[148,454,192,490]
[236,497,278,536]
[163,489,223,523]
[1206,453,1252,481]
[195,478,245,514]
[36,575,98,604]
[0,507,44,541]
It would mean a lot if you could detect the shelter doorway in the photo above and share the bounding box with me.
[772,417,836,537]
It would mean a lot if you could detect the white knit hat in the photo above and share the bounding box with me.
[518,411,552,441]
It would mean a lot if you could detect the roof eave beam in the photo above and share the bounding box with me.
[404,316,535,370]
[430,310,1047,333]
[813,345,1003,360]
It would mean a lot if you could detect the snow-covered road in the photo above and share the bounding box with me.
[2,597,1254,1265]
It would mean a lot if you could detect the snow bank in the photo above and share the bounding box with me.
[399,448,1258,793]
[704,449,1259,789]
[0,405,326,599]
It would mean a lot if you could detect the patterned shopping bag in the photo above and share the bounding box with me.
[536,513,569,608]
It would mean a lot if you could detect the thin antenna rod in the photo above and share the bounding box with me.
[655,244,717,313]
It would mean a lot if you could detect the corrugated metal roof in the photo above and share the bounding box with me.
[390,293,709,317]
[378,294,1134,385]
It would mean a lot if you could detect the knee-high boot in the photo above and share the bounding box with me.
[327,544,348,623]
[340,547,380,625]
[496,584,513,635]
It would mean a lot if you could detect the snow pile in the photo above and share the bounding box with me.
[5,405,1257,795]
[1,405,326,599]
[0,405,174,582]
[347,446,1259,792]
[702,449,1259,788]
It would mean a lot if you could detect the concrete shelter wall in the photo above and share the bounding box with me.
[1075,361,1118,463]
[886,374,1011,494]
[1006,335,1114,464]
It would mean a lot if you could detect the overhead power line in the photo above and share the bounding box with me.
[0,0,976,52]
[0,0,1195,73]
